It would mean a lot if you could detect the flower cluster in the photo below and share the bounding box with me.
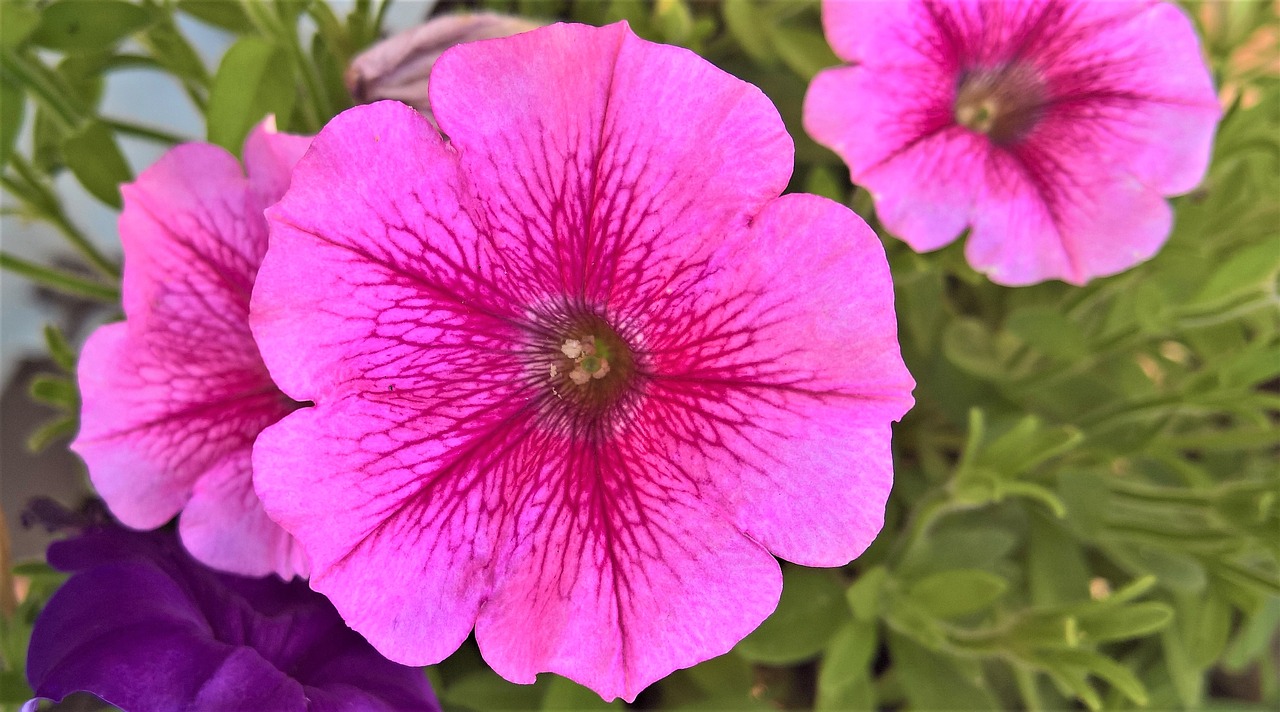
[31,1,1220,708]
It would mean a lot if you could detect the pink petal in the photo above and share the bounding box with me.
[427,21,793,306]
[651,194,913,563]
[179,451,310,578]
[253,402,499,665]
[473,445,782,702]
[805,64,983,252]
[964,147,1173,286]
[244,117,313,214]
[251,101,480,402]
[73,131,309,578]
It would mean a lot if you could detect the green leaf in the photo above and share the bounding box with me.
[61,119,132,207]
[1078,601,1173,643]
[1046,648,1149,707]
[803,164,844,202]
[30,0,153,54]
[846,565,888,621]
[43,324,76,371]
[816,619,877,711]
[736,565,849,665]
[0,70,23,167]
[977,415,1083,477]
[27,415,76,452]
[1193,239,1280,305]
[0,3,41,49]
[888,631,998,710]
[177,0,253,32]
[908,569,1008,619]
[944,317,1021,381]
[1027,512,1091,605]
[1006,305,1089,360]
[0,669,33,703]
[140,14,209,86]
[27,374,76,408]
[206,36,295,154]
[1222,596,1280,670]
[444,668,542,711]
[770,26,840,81]
[722,0,777,65]
[653,0,694,46]
[541,674,621,710]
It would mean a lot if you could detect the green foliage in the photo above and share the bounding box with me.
[1,1,1276,710]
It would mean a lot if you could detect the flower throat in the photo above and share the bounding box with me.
[954,63,1047,145]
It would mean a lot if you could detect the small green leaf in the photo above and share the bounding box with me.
[444,668,542,711]
[0,3,41,49]
[61,119,132,208]
[1027,512,1091,605]
[206,37,295,154]
[888,631,997,710]
[1193,239,1280,305]
[1006,305,1089,360]
[977,415,1083,477]
[541,674,621,710]
[770,26,840,81]
[27,415,76,452]
[0,71,23,167]
[176,0,253,32]
[908,569,1008,619]
[27,374,76,408]
[846,565,887,621]
[653,0,694,45]
[816,619,877,711]
[1078,601,1173,642]
[1222,596,1280,670]
[722,0,777,65]
[1046,648,1149,707]
[43,324,76,371]
[140,14,209,86]
[736,565,849,665]
[30,0,153,54]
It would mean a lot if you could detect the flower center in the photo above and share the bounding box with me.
[533,310,639,431]
[954,63,1047,145]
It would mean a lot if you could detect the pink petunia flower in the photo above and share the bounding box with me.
[250,22,914,701]
[72,120,312,579]
[804,0,1221,286]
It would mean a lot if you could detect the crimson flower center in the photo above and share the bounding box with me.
[954,63,1048,145]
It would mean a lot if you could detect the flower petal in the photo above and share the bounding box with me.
[179,451,309,578]
[27,561,306,712]
[428,21,793,306]
[474,445,781,702]
[71,140,302,576]
[806,64,983,252]
[965,148,1173,285]
[252,101,483,402]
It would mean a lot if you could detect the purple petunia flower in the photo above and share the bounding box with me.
[250,22,914,701]
[71,120,311,579]
[25,524,439,712]
[804,0,1221,286]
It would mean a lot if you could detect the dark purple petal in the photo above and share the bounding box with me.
[27,525,438,712]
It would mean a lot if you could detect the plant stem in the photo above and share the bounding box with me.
[0,252,120,302]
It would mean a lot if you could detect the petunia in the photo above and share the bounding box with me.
[25,523,439,712]
[804,0,1221,286]
[250,22,915,701]
[71,120,312,579]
